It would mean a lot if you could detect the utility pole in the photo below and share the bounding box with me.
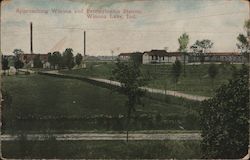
[0,0,3,158]
[30,22,33,54]
[82,30,86,68]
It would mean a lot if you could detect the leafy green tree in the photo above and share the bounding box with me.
[48,51,62,69]
[14,59,24,73]
[112,60,145,142]
[2,56,9,75]
[190,39,213,63]
[13,49,24,59]
[63,48,75,69]
[236,19,250,63]
[130,52,142,66]
[171,59,182,84]
[237,34,249,62]
[33,55,43,68]
[75,53,83,66]
[208,63,218,88]
[200,65,249,159]
[178,33,189,76]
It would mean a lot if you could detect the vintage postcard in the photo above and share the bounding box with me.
[0,0,249,159]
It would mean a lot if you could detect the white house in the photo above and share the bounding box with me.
[142,50,182,64]
[118,53,132,61]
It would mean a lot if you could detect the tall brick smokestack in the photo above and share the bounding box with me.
[30,22,33,54]
[84,30,86,56]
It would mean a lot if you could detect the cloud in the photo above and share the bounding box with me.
[1,0,249,55]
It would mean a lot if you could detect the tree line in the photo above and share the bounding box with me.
[1,48,84,74]
[48,48,83,69]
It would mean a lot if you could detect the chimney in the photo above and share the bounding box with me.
[84,30,86,56]
[30,22,33,54]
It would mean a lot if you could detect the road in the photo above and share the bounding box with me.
[91,77,210,101]
[1,133,201,141]
[39,70,210,101]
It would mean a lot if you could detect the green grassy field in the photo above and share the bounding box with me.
[61,62,241,96]
[2,74,200,133]
[2,140,201,159]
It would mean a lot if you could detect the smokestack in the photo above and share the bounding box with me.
[30,22,33,54]
[84,30,86,56]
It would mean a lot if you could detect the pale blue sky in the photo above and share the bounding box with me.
[1,0,249,55]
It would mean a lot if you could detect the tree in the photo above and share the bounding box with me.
[75,53,83,66]
[2,56,9,75]
[13,49,24,58]
[112,60,145,142]
[190,39,213,63]
[33,55,43,68]
[208,63,218,88]
[14,59,24,73]
[237,34,249,62]
[48,51,62,69]
[171,59,182,84]
[200,65,249,159]
[130,52,142,65]
[63,48,75,69]
[178,33,189,76]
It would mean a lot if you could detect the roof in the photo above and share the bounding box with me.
[207,52,241,56]
[119,52,143,57]
[119,53,131,56]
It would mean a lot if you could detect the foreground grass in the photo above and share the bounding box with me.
[2,74,200,133]
[61,62,240,96]
[2,140,201,159]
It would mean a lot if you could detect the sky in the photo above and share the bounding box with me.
[1,0,249,56]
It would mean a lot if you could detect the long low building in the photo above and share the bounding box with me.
[143,50,182,64]
[19,53,50,68]
[118,50,244,64]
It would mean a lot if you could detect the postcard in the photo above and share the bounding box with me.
[0,0,249,159]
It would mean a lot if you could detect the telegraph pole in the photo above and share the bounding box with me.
[0,0,3,158]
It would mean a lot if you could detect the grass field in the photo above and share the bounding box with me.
[2,140,201,159]
[2,74,200,133]
[61,62,241,96]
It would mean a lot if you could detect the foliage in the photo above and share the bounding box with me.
[2,56,9,74]
[14,59,24,71]
[200,65,249,159]
[236,34,249,61]
[33,55,43,68]
[48,51,63,69]
[112,60,146,141]
[171,60,182,83]
[13,49,24,59]
[178,33,189,52]
[130,52,142,65]
[178,33,189,75]
[190,39,213,63]
[75,53,83,66]
[63,48,75,69]
[208,63,218,87]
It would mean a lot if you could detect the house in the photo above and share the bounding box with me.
[19,53,49,68]
[118,52,143,63]
[118,53,132,61]
[142,50,182,64]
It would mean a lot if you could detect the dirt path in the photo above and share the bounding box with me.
[39,70,209,101]
[1,133,201,141]
[91,77,209,101]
